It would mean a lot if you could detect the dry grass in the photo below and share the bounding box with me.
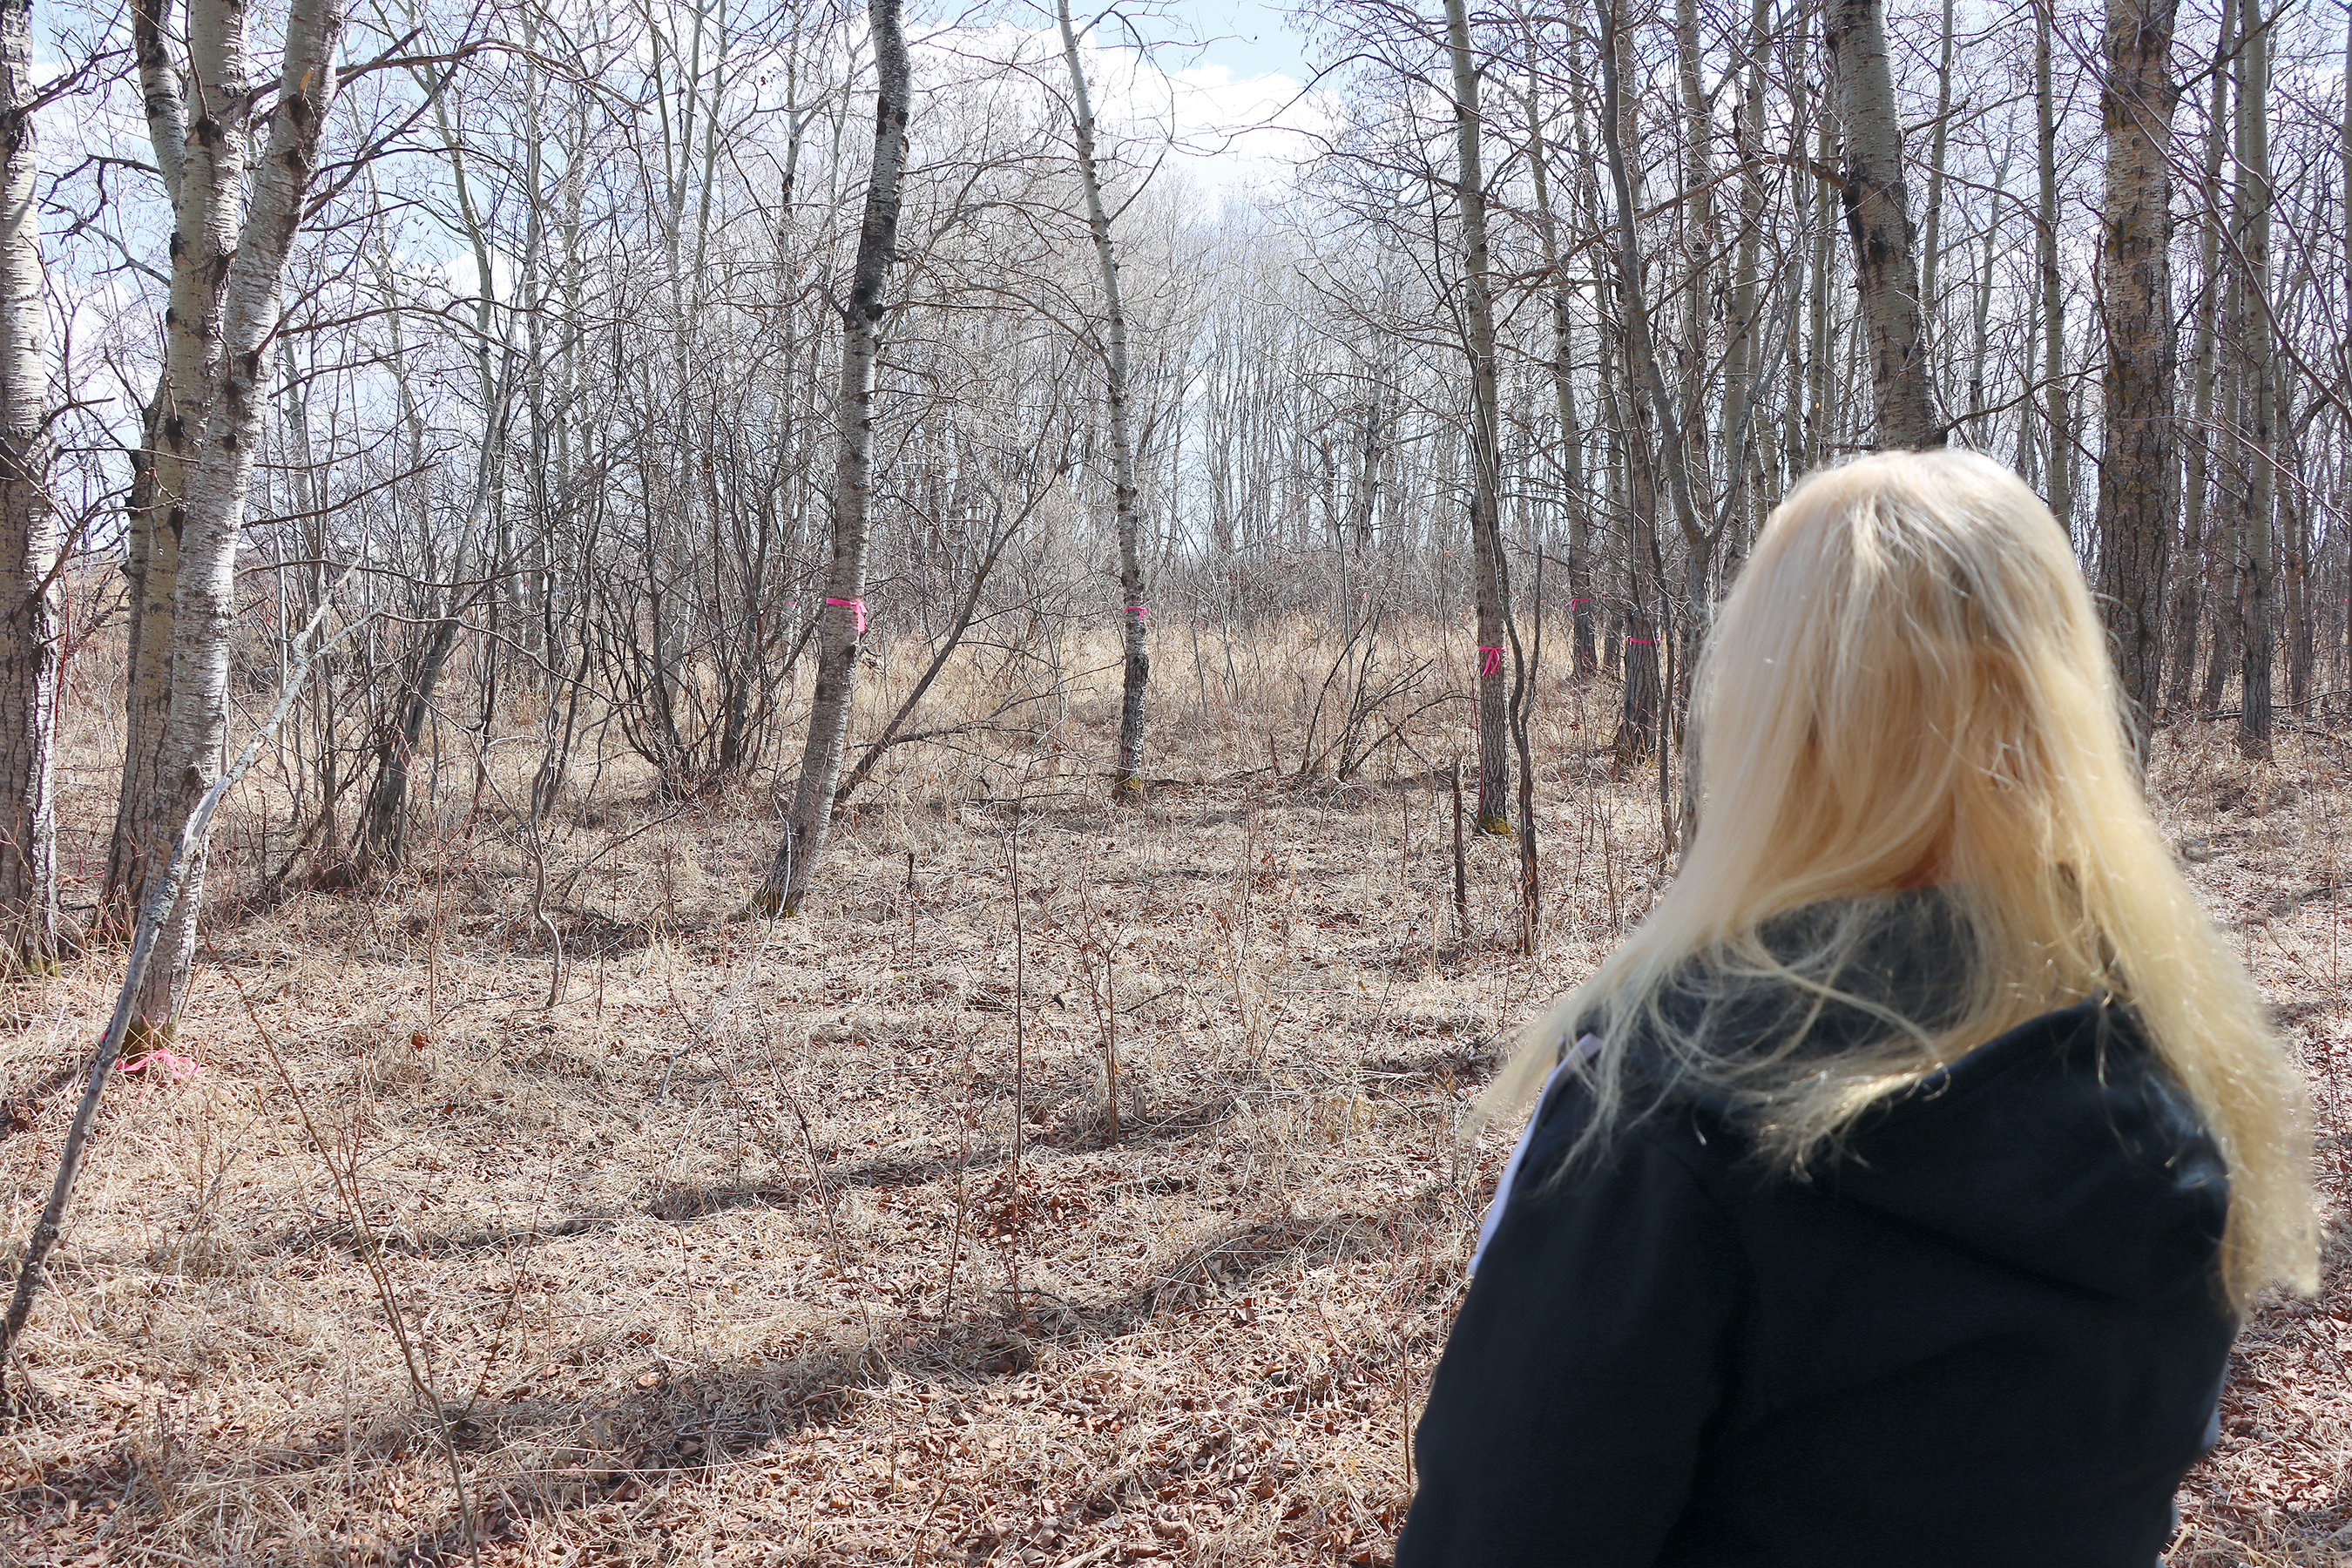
[0,618,2343,1566]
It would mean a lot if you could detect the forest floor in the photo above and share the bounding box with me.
[0,633,2346,1566]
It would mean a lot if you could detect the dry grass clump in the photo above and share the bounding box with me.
[0,620,2343,1565]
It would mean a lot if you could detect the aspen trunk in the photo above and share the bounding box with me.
[2165,0,2234,714]
[1520,53,1594,680]
[1443,0,1512,833]
[1054,0,1150,799]
[128,0,348,1037]
[755,0,909,916]
[0,0,55,965]
[2233,0,2274,760]
[2036,0,2074,527]
[2093,0,2180,732]
[1825,0,1939,449]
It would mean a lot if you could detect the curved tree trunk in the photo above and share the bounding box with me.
[755,0,909,917]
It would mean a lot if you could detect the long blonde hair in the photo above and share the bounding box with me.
[1491,450,2315,1309]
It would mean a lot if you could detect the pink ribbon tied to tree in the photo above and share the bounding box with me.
[118,1049,202,1083]
[826,596,867,636]
[1477,645,1504,678]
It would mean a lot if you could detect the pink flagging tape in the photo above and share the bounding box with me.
[826,597,867,636]
[1625,637,1657,645]
[1125,605,1149,616]
[118,1049,202,1082]
[1477,645,1504,678]
[1568,597,1592,605]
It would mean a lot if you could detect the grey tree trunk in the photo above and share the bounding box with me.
[2035,0,2075,528]
[1520,58,1593,679]
[125,0,348,1037]
[1054,0,1150,799]
[1443,0,1513,833]
[1824,0,1940,449]
[755,0,909,916]
[2093,0,2180,732]
[2164,0,2234,714]
[2233,0,2274,760]
[0,0,55,966]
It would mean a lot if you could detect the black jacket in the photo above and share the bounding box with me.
[1398,993,2235,1567]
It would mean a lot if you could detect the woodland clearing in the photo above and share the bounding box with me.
[0,626,2345,1567]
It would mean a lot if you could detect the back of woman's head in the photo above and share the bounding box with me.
[1691,450,2120,918]
[1496,450,2315,1308]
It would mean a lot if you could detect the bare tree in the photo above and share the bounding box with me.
[112,0,349,1037]
[756,0,910,916]
[1054,0,1150,800]
[0,0,54,965]
[1443,0,1513,832]
[1825,0,1939,449]
[2094,0,2181,731]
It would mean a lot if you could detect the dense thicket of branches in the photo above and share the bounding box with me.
[25,0,2352,1003]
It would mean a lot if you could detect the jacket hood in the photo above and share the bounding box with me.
[1811,997,2229,1301]
[1601,893,2233,1304]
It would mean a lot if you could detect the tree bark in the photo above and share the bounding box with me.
[755,0,909,916]
[1824,0,1940,449]
[0,0,56,965]
[127,0,348,1037]
[2233,0,2274,760]
[1054,0,1150,800]
[1443,0,1513,834]
[2093,0,2180,733]
[2035,0,2075,529]
[2164,0,2234,714]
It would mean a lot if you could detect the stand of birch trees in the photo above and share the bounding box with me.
[9,0,2352,1027]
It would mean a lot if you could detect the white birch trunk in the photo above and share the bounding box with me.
[132,0,348,1036]
[1054,0,1150,797]
[755,0,909,916]
[0,0,55,964]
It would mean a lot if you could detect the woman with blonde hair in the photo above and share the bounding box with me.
[1397,450,2315,1566]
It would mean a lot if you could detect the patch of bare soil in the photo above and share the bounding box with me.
[0,679,2343,1566]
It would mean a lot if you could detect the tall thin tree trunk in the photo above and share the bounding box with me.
[2093,0,2180,733]
[2233,0,2274,760]
[1825,0,1940,449]
[1443,0,1513,833]
[2036,0,2075,527]
[1521,51,1594,680]
[130,0,347,1038]
[0,0,55,965]
[755,0,909,916]
[2165,0,2234,713]
[1054,0,1150,799]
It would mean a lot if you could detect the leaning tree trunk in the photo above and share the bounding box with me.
[1055,0,1149,800]
[1443,0,1513,834]
[1825,0,1940,449]
[2233,0,2274,761]
[2094,0,2180,734]
[755,0,909,917]
[128,0,348,1039]
[0,0,56,967]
